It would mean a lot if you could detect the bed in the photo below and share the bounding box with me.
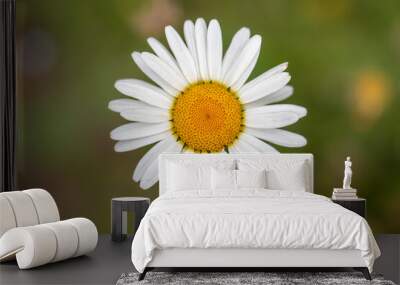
[131,154,380,280]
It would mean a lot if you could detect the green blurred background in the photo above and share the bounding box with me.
[15,0,400,233]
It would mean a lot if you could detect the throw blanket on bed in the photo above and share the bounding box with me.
[131,190,380,272]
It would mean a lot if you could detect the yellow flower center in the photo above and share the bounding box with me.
[171,82,244,152]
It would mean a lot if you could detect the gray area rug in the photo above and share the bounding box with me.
[116,272,396,285]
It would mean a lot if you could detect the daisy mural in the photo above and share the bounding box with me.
[109,18,307,190]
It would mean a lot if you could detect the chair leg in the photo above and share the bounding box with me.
[138,268,148,281]
[354,267,371,280]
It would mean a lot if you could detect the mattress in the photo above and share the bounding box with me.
[131,190,380,273]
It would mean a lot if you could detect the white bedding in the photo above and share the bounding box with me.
[131,190,380,273]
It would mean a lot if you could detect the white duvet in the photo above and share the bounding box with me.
[131,190,380,272]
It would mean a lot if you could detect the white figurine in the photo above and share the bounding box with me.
[343,156,352,189]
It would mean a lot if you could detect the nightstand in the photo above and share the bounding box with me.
[111,197,150,242]
[332,198,366,218]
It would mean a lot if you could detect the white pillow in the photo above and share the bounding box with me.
[211,169,267,190]
[166,159,236,192]
[167,162,210,191]
[211,168,236,190]
[236,169,267,188]
[237,159,308,191]
[266,166,307,191]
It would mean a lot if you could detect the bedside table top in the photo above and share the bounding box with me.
[331,198,365,202]
[112,197,150,202]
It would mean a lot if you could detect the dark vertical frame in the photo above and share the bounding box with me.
[0,0,16,192]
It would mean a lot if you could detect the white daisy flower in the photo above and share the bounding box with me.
[109,18,307,190]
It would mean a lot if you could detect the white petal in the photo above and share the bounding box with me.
[147,37,181,74]
[240,62,288,94]
[120,107,169,123]
[222,27,250,77]
[108,99,150,113]
[133,135,175,182]
[239,133,278,153]
[239,139,260,152]
[183,20,200,78]
[247,104,307,118]
[131,52,178,97]
[182,148,195,153]
[245,86,293,108]
[165,25,198,83]
[245,105,305,129]
[228,139,257,153]
[195,18,209,80]
[139,160,159,190]
[230,48,260,91]
[228,144,239,153]
[239,72,291,104]
[140,139,183,189]
[223,35,262,87]
[141,52,188,91]
[207,19,222,80]
[245,128,307,147]
[114,79,172,109]
[114,131,170,152]
[110,122,170,140]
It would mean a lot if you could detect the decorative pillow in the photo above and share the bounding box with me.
[211,168,267,190]
[236,169,267,188]
[167,162,210,191]
[211,168,236,190]
[237,159,308,191]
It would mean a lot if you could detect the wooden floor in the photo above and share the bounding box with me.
[0,234,399,285]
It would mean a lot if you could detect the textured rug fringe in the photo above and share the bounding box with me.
[116,271,394,285]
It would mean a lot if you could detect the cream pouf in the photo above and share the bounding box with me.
[0,189,98,269]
